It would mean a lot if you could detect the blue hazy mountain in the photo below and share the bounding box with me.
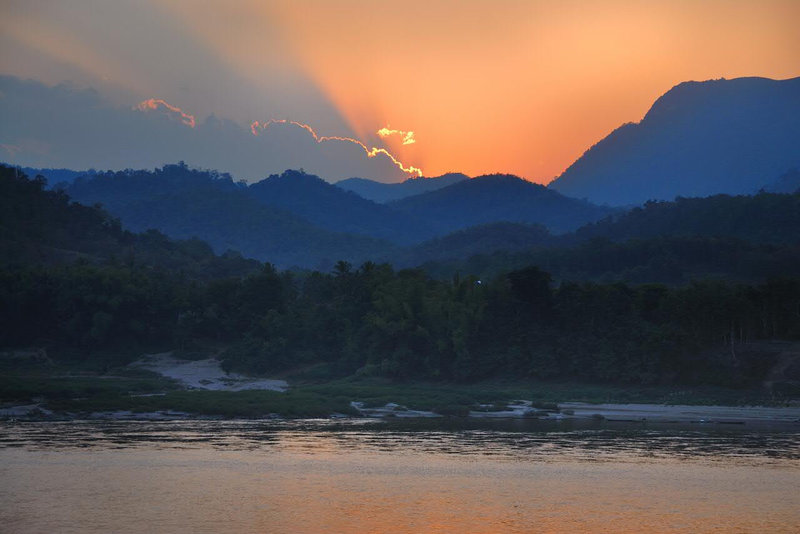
[248,170,436,244]
[17,163,800,282]
[64,164,390,269]
[763,168,800,194]
[0,164,261,277]
[16,166,97,187]
[549,77,800,206]
[389,174,615,234]
[336,173,469,203]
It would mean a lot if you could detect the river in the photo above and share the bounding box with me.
[1,419,798,533]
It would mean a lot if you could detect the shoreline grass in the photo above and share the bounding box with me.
[2,366,795,419]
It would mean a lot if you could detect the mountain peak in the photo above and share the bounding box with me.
[549,76,800,206]
[336,173,469,203]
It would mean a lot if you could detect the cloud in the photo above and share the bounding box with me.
[0,143,22,157]
[377,126,416,145]
[0,75,421,182]
[251,120,422,176]
[136,98,196,128]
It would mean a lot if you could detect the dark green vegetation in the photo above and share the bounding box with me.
[2,165,799,417]
[420,193,800,282]
[5,258,797,387]
[0,165,261,278]
[576,194,800,244]
[4,368,780,419]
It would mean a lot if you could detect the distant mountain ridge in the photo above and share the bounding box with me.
[0,164,260,278]
[336,173,469,203]
[549,76,800,206]
[65,164,390,269]
[249,170,435,244]
[60,165,616,267]
[575,192,800,245]
[389,174,615,234]
[763,168,800,194]
[17,166,97,187]
[8,163,799,284]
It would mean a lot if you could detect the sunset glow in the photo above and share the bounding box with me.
[1,0,798,182]
[251,119,423,176]
[136,98,197,128]
[377,127,416,145]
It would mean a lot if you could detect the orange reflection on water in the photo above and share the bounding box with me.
[2,423,799,533]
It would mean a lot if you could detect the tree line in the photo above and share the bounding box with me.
[2,261,797,388]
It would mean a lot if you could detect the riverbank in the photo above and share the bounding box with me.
[3,395,799,426]
[2,354,799,423]
[129,352,288,392]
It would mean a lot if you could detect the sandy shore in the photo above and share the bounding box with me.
[556,402,800,424]
[350,399,800,425]
[129,352,288,392]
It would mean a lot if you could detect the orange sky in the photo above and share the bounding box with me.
[2,0,799,183]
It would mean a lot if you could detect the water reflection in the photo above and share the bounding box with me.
[1,419,798,533]
[1,419,798,466]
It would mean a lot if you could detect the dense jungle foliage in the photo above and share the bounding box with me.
[2,166,799,390]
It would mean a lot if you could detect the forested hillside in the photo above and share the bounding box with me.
[3,257,798,389]
[390,174,614,234]
[3,167,799,392]
[59,165,617,267]
[336,173,468,203]
[418,192,800,283]
[65,163,392,269]
[576,193,800,244]
[0,165,260,278]
[248,170,435,243]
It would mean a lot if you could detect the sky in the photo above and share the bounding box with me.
[1,0,798,183]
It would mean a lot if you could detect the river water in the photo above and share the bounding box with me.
[1,419,798,533]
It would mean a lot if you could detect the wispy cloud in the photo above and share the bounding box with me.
[136,98,196,128]
[0,76,419,183]
[251,119,422,176]
[377,126,416,145]
[0,144,22,157]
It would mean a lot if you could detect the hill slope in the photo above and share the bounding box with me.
[64,164,391,268]
[388,222,555,267]
[549,77,800,206]
[576,193,800,245]
[336,173,469,203]
[0,165,260,278]
[418,191,800,283]
[248,170,433,243]
[389,174,614,234]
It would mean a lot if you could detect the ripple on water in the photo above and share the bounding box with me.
[0,419,798,467]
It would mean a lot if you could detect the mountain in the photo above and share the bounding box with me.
[389,174,614,235]
[16,166,97,187]
[422,235,800,286]
[549,77,800,206]
[64,164,391,269]
[336,173,469,203]
[763,168,800,194]
[0,164,261,278]
[389,222,555,268]
[575,192,800,245]
[418,191,800,283]
[248,170,434,244]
